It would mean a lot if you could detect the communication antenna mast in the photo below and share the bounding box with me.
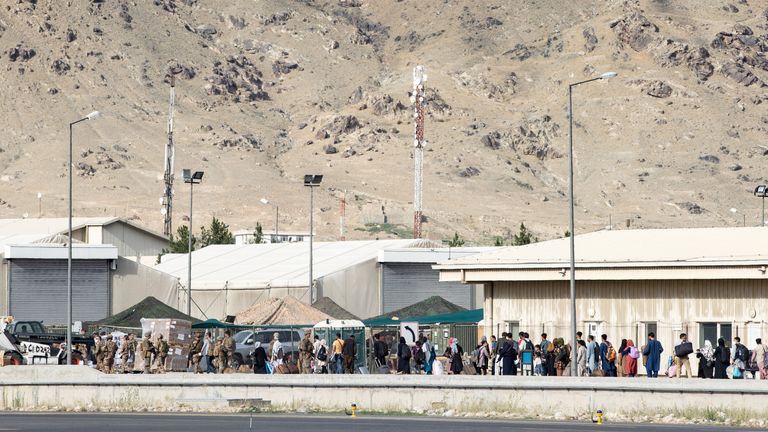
[162,66,183,236]
[412,65,427,239]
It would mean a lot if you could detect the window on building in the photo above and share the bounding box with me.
[505,321,519,338]
[700,322,732,348]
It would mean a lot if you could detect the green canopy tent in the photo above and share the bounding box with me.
[363,308,483,327]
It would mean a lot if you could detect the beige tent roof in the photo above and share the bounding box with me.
[235,296,334,325]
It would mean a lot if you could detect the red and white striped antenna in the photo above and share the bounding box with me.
[412,65,427,239]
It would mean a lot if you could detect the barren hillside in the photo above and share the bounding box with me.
[1,0,767,243]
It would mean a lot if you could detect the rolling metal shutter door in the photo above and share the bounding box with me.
[9,259,110,324]
[382,263,472,313]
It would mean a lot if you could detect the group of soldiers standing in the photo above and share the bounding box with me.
[91,331,168,374]
[187,330,236,373]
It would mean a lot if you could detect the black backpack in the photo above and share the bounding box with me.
[593,344,600,362]
[736,344,750,363]
[317,346,327,361]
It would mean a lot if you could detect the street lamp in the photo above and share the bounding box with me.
[304,174,323,303]
[260,197,279,242]
[567,71,616,375]
[183,169,204,316]
[754,185,767,226]
[67,110,99,366]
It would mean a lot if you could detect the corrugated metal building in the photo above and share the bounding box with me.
[0,218,179,324]
[377,248,495,314]
[437,227,768,375]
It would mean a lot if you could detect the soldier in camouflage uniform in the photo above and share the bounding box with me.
[220,330,235,373]
[141,332,155,374]
[213,337,223,373]
[120,335,131,373]
[104,334,117,374]
[299,330,314,374]
[92,334,102,370]
[189,332,203,373]
[155,334,169,373]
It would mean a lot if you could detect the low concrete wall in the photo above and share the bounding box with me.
[1,366,767,419]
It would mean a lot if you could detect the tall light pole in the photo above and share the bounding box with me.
[755,185,766,226]
[568,71,616,376]
[67,110,99,366]
[260,198,279,242]
[183,169,204,316]
[304,175,323,303]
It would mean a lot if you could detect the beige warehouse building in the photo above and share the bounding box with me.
[437,227,768,375]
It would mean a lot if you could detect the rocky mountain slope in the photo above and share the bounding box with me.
[1,0,767,243]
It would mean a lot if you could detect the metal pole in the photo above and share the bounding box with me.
[275,205,279,237]
[187,181,193,316]
[67,123,73,366]
[309,187,314,303]
[762,196,765,227]
[568,84,577,376]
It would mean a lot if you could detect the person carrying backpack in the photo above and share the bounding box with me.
[732,336,749,377]
[396,337,411,374]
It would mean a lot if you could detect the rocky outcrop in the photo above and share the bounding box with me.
[204,56,269,103]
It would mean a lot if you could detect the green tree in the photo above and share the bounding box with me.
[157,225,197,263]
[494,236,505,246]
[448,232,465,247]
[512,222,537,246]
[250,222,264,244]
[564,230,571,238]
[199,217,234,248]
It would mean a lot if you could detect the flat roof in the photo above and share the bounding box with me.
[436,227,768,271]
[155,239,437,289]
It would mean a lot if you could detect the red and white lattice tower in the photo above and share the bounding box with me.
[412,65,427,239]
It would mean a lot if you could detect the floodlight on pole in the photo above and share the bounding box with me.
[183,169,204,316]
[304,174,323,303]
[754,185,767,227]
[67,109,100,366]
[566,71,617,376]
[260,198,279,239]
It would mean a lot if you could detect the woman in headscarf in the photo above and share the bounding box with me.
[450,338,464,375]
[697,340,715,379]
[477,336,490,375]
[315,339,329,374]
[617,339,627,378]
[713,338,729,379]
[621,339,638,377]
[251,341,268,374]
[576,339,587,376]
[396,336,411,374]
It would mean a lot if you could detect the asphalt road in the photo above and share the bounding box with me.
[0,413,753,432]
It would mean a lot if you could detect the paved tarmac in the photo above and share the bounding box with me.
[0,413,752,432]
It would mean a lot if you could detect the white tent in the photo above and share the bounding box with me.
[155,239,436,320]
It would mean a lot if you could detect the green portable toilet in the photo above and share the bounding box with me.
[313,319,367,372]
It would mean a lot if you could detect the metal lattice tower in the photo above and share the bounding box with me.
[412,65,427,239]
[162,67,182,236]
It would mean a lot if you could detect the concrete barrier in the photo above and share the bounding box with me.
[1,366,767,422]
